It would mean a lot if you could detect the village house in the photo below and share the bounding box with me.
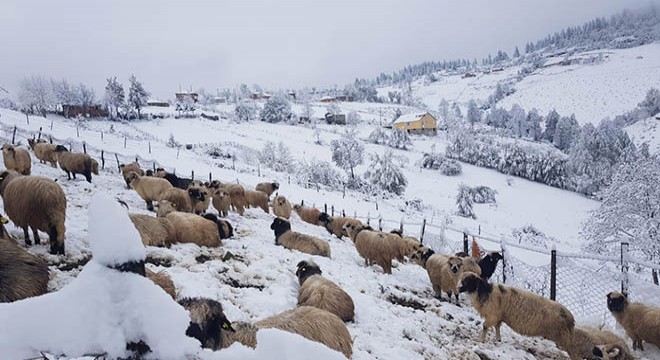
[392,112,438,135]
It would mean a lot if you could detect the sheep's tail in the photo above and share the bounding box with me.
[83,157,93,183]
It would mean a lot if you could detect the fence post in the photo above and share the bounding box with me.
[191,170,195,180]
[232,157,235,170]
[115,153,121,172]
[209,172,212,182]
[331,205,334,217]
[82,142,87,154]
[50,120,53,130]
[354,211,357,219]
[101,150,105,170]
[148,141,151,154]
[316,182,319,192]
[501,239,507,284]
[288,175,290,185]
[342,209,345,217]
[76,124,80,137]
[653,270,659,286]
[463,233,469,254]
[621,242,630,296]
[550,246,557,301]
[399,217,404,233]
[38,127,42,140]
[258,163,261,177]
[124,137,127,149]
[367,212,370,226]
[25,112,29,124]
[420,218,426,244]
[378,216,383,231]
[101,131,103,141]
[301,200,304,207]
[177,148,180,159]
[324,204,327,214]
[343,184,346,199]
[375,201,378,211]
[12,126,16,144]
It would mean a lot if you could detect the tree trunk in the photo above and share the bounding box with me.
[350,166,355,179]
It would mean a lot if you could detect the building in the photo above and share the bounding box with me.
[175,92,198,103]
[61,104,109,118]
[325,113,346,125]
[392,112,437,135]
[147,100,170,107]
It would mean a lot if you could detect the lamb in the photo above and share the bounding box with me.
[272,194,292,219]
[0,237,49,302]
[145,268,176,300]
[245,189,269,213]
[255,182,279,197]
[120,162,145,189]
[211,189,230,217]
[188,186,210,214]
[319,213,362,239]
[557,326,631,360]
[410,247,464,303]
[296,260,355,322]
[0,170,67,254]
[54,145,93,182]
[343,222,397,274]
[128,213,175,247]
[206,180,246,215]
[28,139,57,167]
[592,343,636,360]
[478,252,503,280]
[457,271,575,345]
[159,187,193,213]
[270,217,331,258]
[127,171,174,211]
[606,291,660,351]
[1,144,31,175]
[293,204,322,226]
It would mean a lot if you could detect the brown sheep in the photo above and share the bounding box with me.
[607,291,660,351]
[54,145,93,182]
[128,213,174,247]
[343,222,397,274]
[410,247,464,303]
[319,213,362,239]
[91,158,99,175]
[296,260,355,322]
[145,268,176,300]
[179,297,235,350]
[272,194,292,219]
[0,170,66,255]
[388,229,422,262]
[211,189,230,217]
[271,217,331,258]
[455,253,482,277]
[245,189,269,213]
[293,204,322,226]
[207,180,246,215]
[255,182,279,197]
[1,144,31,175]
[188,186,210,214]
[160,187,193,213]
[157,209,231,246]
[592,343,636,360]
[28,139,57,167]
[202,213,233,240]
[457,272,575,345]
[120,162,145,189]
[0,238,49,302]
[557,326,631,360]
[127,171,174,211]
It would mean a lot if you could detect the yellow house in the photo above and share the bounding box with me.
[393,112,438,135]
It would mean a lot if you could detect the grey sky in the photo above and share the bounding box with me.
[0,0,657,99]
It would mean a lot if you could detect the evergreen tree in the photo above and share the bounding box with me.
[553,115,580,151]
[364,151,407,195]
[128,74,150,119]
[466,100,481,127]
[543,109,560,142]
[456,184,476,219]
[513,46,521,58]
[104,77,125,120]
[526,108,543,140]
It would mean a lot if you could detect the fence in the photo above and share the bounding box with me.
[302,198,660,325]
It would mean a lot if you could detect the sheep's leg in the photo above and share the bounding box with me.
[479,323,490,342]
[49,224,64,255]
[32,227,41,245]
[495,322,502,342]
[23,227,32,246]
[66,171,72,180]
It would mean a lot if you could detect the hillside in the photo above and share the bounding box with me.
[0,106,659,359]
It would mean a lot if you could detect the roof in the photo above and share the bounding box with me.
[393,112,430,125]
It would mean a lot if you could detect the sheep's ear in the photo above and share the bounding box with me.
[607,346,620,357]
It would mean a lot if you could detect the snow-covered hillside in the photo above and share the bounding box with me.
[1,106,659,359]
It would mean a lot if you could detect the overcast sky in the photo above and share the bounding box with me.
[0,0,657,99]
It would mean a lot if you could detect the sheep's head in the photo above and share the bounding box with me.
[0,170,17,195]
[156,200,177,217]
[483,252,503,264]
[318,212,331,224]
[606,291,627,313]
[295,260,322,285]
[457,272,483,294]
[410,246,434,266]
[592,344,625,360]
[1,144,14,155]
[270,217,291,236]
[179,298,235,350]
[145,169,154,176]
[271,182,280,190]
[188,180,204,189]
[447,257,463,274]
[389,229,403,237]
[342,222,359,240]
[206,180,222,190]
[275,195,287,207]
[27,139,36,149]
[126,171,141,184]
[188,187,208,202]
[293,204,302,212]
[54,145,69,152]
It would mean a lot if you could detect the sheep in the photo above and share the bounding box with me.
[155,169,193,189]
[270,217,331,258]
[454,252,483,277]
[606,291,660,351]
[255,182,279,197]
[592,343,636,360]
[457,271,575,345]
[388,229,422,261]
[293,204,322,226]
[1,144,31,175]
[120,162,145,189]
[54,145,93,182]
[127,171,174,211]
[0,170,67,255]
[188,186,210,214]
[0,214,13,240]
[557,326,631,360]
[318,213,362,239]
[157,209,230,246]
[128,213,174,247]
[28,139,57,167]
[211,189,230,217]
[206,180,246,215]
[296,260,355,322]
[91,158,99,175]
[343,222,397,274]
[159,187,193,213]
[245,189,269,213]
[179,297,234,351]
[0,238,49,302]
[478,252,503,280]
[145,268,176,300]
[202,213,233,240]
[272,194,292,219]
[410,247,464,303]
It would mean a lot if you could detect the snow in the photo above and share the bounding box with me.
[392,112,427,125]
[218,329,346,360]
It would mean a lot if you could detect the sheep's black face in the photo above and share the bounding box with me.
[389,229,402,237]
[458,273,480,293]
[54,145,68,152]
[272,182,279,190]
[296,260,322,283]
[0,171,8,185]
[592,346,604,358]
[606,292,626,312]
[318,212,330,224]
[270,218,290,232]
[593,344,621,359]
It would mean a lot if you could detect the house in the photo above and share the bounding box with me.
[147,100,170,107]
[325,113,346,125]
[175,92,198,103]
[392,112,438,135]
[320,96,336,103]
[61,104,109,118]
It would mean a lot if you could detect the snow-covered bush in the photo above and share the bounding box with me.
[387,128,412,150]
[260,95,292,123]
[456,184,475,219]
[166,133,181,148]
[512,225,556,249]
[421,153,462,176]
[331,130,364,179]
[235,100,258,122]
[364,151,407,196]
[258,141,295,173]
[400,197,426,212]
[367,127,389,144]
[346,111,361,126]
[471,185,497,203]
[297,159,344,190]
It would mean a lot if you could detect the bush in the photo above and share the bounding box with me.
[471,186,497,203]
[258,141,295,173]
[364,151,407,196]
[297,159,344,190]
[439,159,462,176]
[421,153,462,176]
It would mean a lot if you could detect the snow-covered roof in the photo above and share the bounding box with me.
[393,112,429,124]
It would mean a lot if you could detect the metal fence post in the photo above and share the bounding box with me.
[501,239,507,284]
[420,218,426,244]
[378,216,383,231]
[463,233,469,254]
[621,242,630,296]
[550,247,557,301]
[399,218,404,233]
[367,212,370,226]
[331,205,334,217]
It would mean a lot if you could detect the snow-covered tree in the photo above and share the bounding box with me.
[234,100,258,122]
[331,130,364,179]
[128,74,150,119]
[325,102,340,116]
[543,109,560,142]
[364,151,407,196]
[456,184,476,218]
[260,95,292,123]
[259,141,295,173]
[52,79,77,117]
[638,87,660,116]
[438,99,450,121]
[507,104,526,137]
[76,83,96,107]
[451,102,462,120]
[582,155,660,261]
[18,75,52,117]
[553,115,580,151]
[466,99,481,126]
[525,108,543,140]
[367,127,389,145]
[297,159,343,190]
[388,128,412,150]
[346,111,361,126]
[104,77,125,120]
[513,46,521,58]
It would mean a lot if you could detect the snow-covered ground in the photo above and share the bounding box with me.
[0,94,659,358]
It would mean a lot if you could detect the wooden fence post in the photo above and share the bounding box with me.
[82,142,87,154]
[342,209,345,217]
[124,137,127,149]
[38,127,42,140]
[331,205,334,217]
[653,269,659,286]
[101,131,104,141]
[148,141,151,154]
[11,126,16,144]
[191,170,195,180]
[420,218,426,244]
[378,216,383,231]
[324,204,327,214]
[115,153,121,172]
[501,240,507,284]
[463,233,469,254]
[621,242,630,296]
[101,150,105,170]
[50,120,53,130]
[209,172,212,182]
[550,247,557,301]
[399,217,404,233]
[367,212,370,226]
